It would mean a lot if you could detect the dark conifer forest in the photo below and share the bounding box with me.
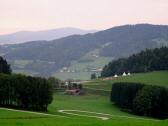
[101,47,168,77]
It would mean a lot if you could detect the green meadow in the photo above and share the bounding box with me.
[0,71,168,126]
[84,71,168,90]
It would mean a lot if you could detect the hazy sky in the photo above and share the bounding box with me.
[0,0,167,34]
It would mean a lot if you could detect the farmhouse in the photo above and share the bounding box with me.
[65,81,84,95]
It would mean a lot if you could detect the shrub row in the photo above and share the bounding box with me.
[111,82,168,119]
[0,74,53,111]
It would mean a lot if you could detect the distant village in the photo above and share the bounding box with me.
[59,66,102,73]
[58,53,103,74]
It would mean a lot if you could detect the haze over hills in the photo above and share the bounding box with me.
[0,24,168,79]
[0,27,97,45]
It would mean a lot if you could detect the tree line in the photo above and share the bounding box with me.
[0,74,53,111]
[101,47,168,77]
[111,82,168,119]
[0,56,53,111]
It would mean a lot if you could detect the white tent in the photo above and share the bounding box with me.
[127,72,131,76]
[114,74,118,78]
[122,72,127,76]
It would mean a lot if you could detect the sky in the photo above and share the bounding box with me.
[0,0,168,34]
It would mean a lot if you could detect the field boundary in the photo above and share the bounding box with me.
[0,107,68,118]
[84,87,111,96]
[84,87,111,92]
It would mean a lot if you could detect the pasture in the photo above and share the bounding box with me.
[0,71,168,126]
[84,71,168,90]
[1,92,168,126]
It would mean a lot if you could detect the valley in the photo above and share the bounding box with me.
[1,24,168,80]
[1,71,168,126]
[1,0,168,125]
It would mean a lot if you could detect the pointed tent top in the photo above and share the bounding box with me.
[122,72,127,76]
[114,74,118,77]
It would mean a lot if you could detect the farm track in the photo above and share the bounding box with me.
[0,107,160,121]
[58,109,160,121]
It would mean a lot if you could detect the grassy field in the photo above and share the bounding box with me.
[13,69,39,76]
[84,71,168,90]
[13,60,33,69]
[52,72,91,80]
[0,71,168,126]
[0,109,46,119]
[1,111,167,126]
[1,93,168,126]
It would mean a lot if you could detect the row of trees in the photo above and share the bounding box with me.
[101,47,168,77]
[0,56,53,111]
[111,82,168,119]
[0,56,11,74]
[0,74,53,111]
[111,83,144,109]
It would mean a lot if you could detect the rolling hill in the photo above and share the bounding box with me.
[0,24,168,79]
[0,28,97,45]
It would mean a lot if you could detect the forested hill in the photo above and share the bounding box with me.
[0,24,168,76]
[101,47,168,77]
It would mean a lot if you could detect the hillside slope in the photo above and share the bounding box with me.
[0,24,168,77]
[85,71,168,90]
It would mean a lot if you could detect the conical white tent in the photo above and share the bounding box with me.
[114,74,118,78]
[122,72,126,76]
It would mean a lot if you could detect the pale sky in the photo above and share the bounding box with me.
[0,0,167,34]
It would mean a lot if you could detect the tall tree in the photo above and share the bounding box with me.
[0,56,11,74]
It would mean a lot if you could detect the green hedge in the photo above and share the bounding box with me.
[111,82,144,109]
[111,82,168,119]
[133,85,168,118]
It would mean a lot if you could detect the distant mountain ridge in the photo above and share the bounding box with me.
[0,24,168,77]
[0,27,97,45]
